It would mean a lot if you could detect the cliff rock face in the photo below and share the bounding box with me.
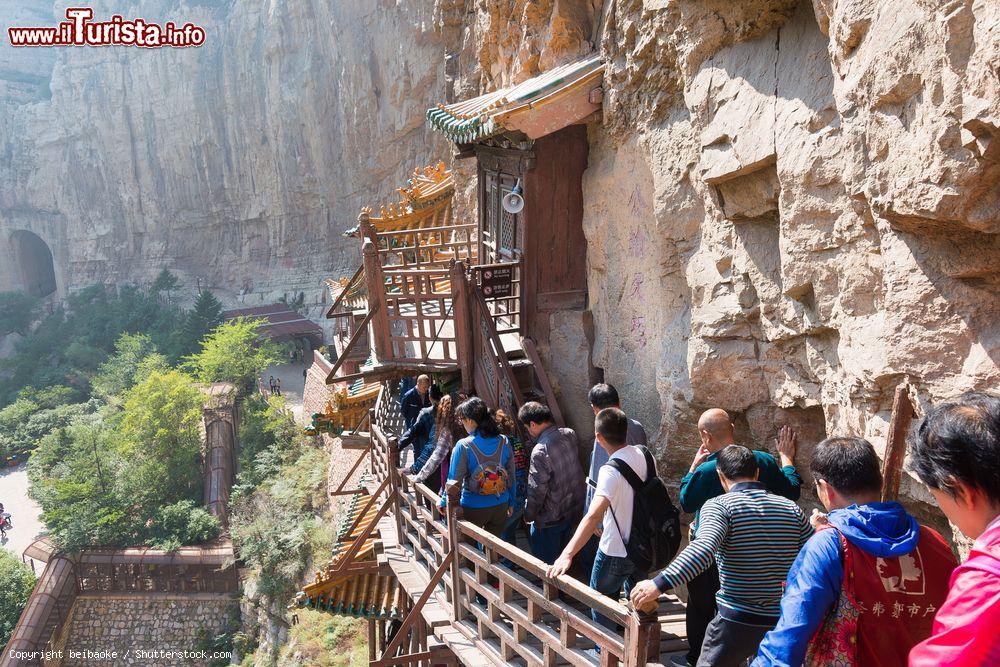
[448,0,999,532]
[0,0,453,313]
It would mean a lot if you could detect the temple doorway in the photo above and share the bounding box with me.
[10,230,57,297]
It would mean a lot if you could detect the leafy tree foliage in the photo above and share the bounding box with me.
[230,397,330,600]
[0,550,35,647]
[179,290,223,355]
[118,370,205,504]
[0,386,98,460]
[184,318,282,390]
[0,291,40,336]
[150,268,180,298]
[91,333,160,400]
[0,283,190,406]
[28,370,219,550]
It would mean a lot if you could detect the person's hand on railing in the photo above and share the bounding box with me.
[547,553,573,579]
[629,579,661,613]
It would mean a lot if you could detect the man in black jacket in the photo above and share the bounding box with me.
[400,374,431,431]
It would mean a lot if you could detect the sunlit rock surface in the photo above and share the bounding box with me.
[0,0,454,314]
[446,0,999,538]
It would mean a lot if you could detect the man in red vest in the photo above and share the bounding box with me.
[752,437,957,666]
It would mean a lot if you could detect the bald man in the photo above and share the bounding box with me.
[673,410,802,667]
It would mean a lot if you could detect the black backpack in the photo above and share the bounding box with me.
[606,446,682,573]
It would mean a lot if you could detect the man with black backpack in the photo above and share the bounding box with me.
[631,445,812,667]
[547,408,681,631]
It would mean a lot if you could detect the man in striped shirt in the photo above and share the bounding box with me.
[631,445,812,667]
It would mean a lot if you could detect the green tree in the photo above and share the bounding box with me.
[118,370,205,509]
[179,290,223,355]
[150,268,180,298]
[28,371,220,550]
[184,318,282,390]
[27,421,132,550]
[91,333,159,399]
[0,292,40,336]
[0,550,35,647]
[0,283,189,406]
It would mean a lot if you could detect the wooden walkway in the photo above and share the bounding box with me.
[361,428,689,667]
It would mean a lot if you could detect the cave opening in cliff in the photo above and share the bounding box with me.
[10,229,57,297]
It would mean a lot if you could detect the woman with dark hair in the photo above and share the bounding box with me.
[908,392,1000,667]
[408,394,456,489]
[495,409,530,551]
[445,397,517,536]
[399,384,444,493]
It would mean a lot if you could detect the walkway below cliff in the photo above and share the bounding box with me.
[0,464,45,568]
[261,359,310,424]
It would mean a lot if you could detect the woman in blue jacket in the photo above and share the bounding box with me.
[445,397,516,537]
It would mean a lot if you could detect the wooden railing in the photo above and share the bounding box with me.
[373,222,478,271]
[471,284,525,420]
[369,410,661,667]
[472,260,522,335]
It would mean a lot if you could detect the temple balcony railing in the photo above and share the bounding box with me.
[358,392,670,667]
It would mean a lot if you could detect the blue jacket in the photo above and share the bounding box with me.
[400,405,435,473]
[400,386,429,430]
[752,502,920,667]
[447,430,517,509]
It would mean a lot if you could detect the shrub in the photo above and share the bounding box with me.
[0,550,35,647]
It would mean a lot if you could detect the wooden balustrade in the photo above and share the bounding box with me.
[367,402,660,667]
[471,259,522,335]
[382,267,461,364]
[376,223,478,271]
[470,285,525,420]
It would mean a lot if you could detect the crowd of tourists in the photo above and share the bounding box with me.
[395,375,1000,666]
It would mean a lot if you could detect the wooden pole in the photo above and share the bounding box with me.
[447,502,463,623]
[363,238,393,362]
[881,382,916,502]
[624,607,661,667]
[388,437,405,548]
[450,260,474,392]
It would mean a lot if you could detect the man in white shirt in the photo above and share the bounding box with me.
[547,407,648,630]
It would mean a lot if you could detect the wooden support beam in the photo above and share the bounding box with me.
[374,552,455,667]
[364,237,394,362]
[327,263,365,319]
[881,383,916,502]
[370,647,453,667]
[624,608,661,667]
[330,441,373,497]
[447,502,464,623]
[325,304,379,384]
[450,261,474,392]
[341,474,391,540]
[521,336,565,428]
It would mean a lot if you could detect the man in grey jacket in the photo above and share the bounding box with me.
[518,401,586,565]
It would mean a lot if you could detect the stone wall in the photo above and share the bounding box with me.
[442,0,1000,536]
[58,595,238,667]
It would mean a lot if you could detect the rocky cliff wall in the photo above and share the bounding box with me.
[445,0,999,533]
[0,0,454,313]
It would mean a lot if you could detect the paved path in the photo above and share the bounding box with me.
[0,464,45,563]
[262,361,309,424]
